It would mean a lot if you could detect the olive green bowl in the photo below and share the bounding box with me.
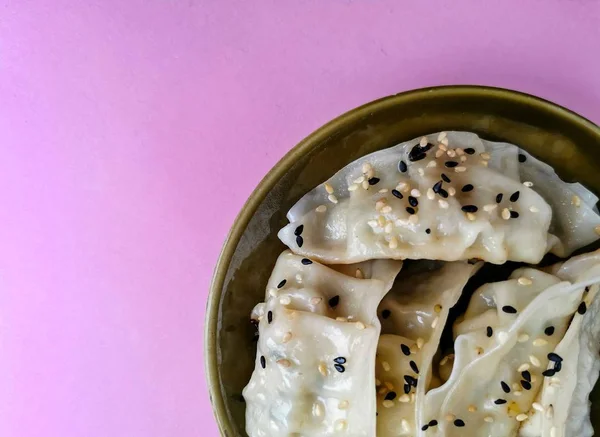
[205,85,600,437]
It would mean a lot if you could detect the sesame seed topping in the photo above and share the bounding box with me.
[438,132,447,141]
[484,416,494,423]
[524,181,534,187]
[310,297,322,305]
[510,191,520,202]
[466,212,477,221]
[378,188,388,193]
[294,225,304,236]
[545,326,555,336]
[483,204,498,212]
[334,357,347,365]
[420,137,428,147]
[518,363,530,372]
[441,173,451,183]
[411,188,421,197]
[334,363,346,373]
[595,225,600,236]
[328,295,340,307]
[434,304,442,313]
[382,361,391,371]
[369,177,380,186]
[277,359,291,368]
[454,166,467,172]
[533,338,548,347]
[462,184,474,192]
[486,326,493,337]
[435,149,445,158]
[348,184,358,191]
[449,186,457,196]
[429,419,438,427]
[438,188,449,198]
[462,205,478,213]
[516,413,528,422]
[355,268,364,279]
[521,380,532,390]
[398,160,408,173]
[425,228,431,234]
[362,180,369,190]
[494,399,507,405]
[518,153,527,163]
[427,160,437,168]
[432,180,443,193]
[465,148,476,155]
[510,210,519,218]
[388,237,399,249]
[282,332,292,343]
[416,338,425,349]
[404,375,417,387]
[431,316,439,328]
[502,305,518,314]
[408,196,419,207]
[578,301,587,314]
[301,258,313,265]
[354,176,365,184]
[439,199,449,209]
[501,381,511,393]
[334,419,347,431]
[403,383,410,394]
[518,334,529,343]
[391,189,403,199]
[410,360,419,373]
[267,311,273,323]
[328,194,338,204]
[381,206,392,214]
[324,183,334,194]
[548,352,563,363]
[480,152,491,160]
[296,235,304,247]
[454,419,465,427]
[514,390,523,397]
[406,206,416,214]
[532,402,544,412]
[447,149,456,158]
[572,195,581,207]
[546,405,554,419]
[260,356,266,369]
[362,163,372,173]
[316,205,327,213]
[421,424,429,431]
[445,414,455,422]
[382,400,394,408]
[338,400,349,409]
[384,391,397,401]
[529,355,542,367]
[468,405,477,412]
[518,277,533,285]
[399,394,410,403]
[501,208,511,220]
[496,193,504,203]
[521,370,531,382]
[445,161,459,168]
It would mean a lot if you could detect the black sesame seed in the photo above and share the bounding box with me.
[554,361,562,372]
[438,188,449,198]
[578,301,587,315]
[454,419,466,427]
[441,173,451,183]
[410,152,426,162]
[501,381,511,393]
[464,148,476,155]
[277,279,287,288]
[296,235,304,247]
[404,375,418,387]
[328,295,340,308]
[461,205,478,213]
[510,191,520,202]
[267,311,273,324]
[403,383,411,394]
[334,364,345,373]
[518,153,527,163]
[392,189,403,199]
[486,326,493,337]
[401,344,411,356]
[301,258,313,265]
[334,357,346,364]
[496,193,503,203]
[408,196,419,207]
[382,309,391,319]
[421,143,434,153]
[429,420,438,427]
[502,305,518,314]
[368,177,380,186]
[445,161,459,168]
[432,180,443,193]
[399,160,408,173]
[494,399,507,405]
[409,145,427,162]
[542,369,556,377]
[462,184,474,192]
[385,391,397,401]
[294,224,304,236]
[260,356,266,369]
[425,228,431,234]
[406,207,416,215]
[421,425,429,431]
[586,286,591,292]
[522,370,531,382]
[521,380,532,390]
[410,360,419,374]
[548,352,563,363]
[544,326,555,336]
[510,210,519,219]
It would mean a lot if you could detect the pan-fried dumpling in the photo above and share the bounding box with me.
[420,250,600,437]
[519,251,600,437]
[278,131,600,264]
[243,251,402,437]
[374,261,481,436]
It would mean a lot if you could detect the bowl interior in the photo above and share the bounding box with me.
[206,86,600,437]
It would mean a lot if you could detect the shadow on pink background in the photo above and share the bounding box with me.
[0,1,598,436]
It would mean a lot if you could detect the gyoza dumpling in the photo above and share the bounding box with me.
[519,251,600,437]
[374,261,481,436]
[420,250,600,437]
[243,251,402,437]
[278,131,600,264]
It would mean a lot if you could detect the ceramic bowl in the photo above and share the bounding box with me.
[205,86,600,437]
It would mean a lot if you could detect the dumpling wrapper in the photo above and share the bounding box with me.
[243,251,402,437]
[519,250,600,437]
[374,261,481,436]
[420,250,600,437]
[279,131,600,264]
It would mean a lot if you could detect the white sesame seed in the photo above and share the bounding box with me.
[445,414,455,422]
[439,143,448,151]
[572,195,581,207]
[518,334,530,343]
[483,204,498,212]
[448,186,456,196]
[550,377,561,385]
[336,317,347,322]
[362,180,370,190]
[531,375,537,383]
[316,205,327,213]
[529,205,539,213]
[411,188,421,197]
[397,182,410,192]
[480,152,491,160]
[410,344,418,354]
[382,361,391,371]
[310,297,322,305]
[434,304,442,313]
[460,156,468,163]
[502,208,511,220]
[280,296,291,305]
[475,346,484,355]
[426,160,437,168]
[378,386,387,394]
[277,359,292,368]
[518,363,530,372]
[410,393,416,404]
[355,321,366,330]
[417,338,425,349]
[334,419,347,431]
[532,402,544,412]
[484,416,494,423]
[355,268,364,279]
[438,132,447,141]
[382,400,394,408]
[401,419,410,432]
[375,379,381,386]
[466,212,477,221]
[439,199,449,209]
[441,138,449,146]
[529,355,541,367]
[516,413,528,422]
[456,148,465,156]
[348,184,358,191]
[447,149,456,158]
[408,214,419,224]
[338,400,349,409]
[295,273,302,282]
[420,137,428,147]
[523,181,534,187]
[375,200,386,211]
[366,169,374,179]
[328,194,338,204]
[595,225,600,236]
[480,160,489,167]
[533,338,548,347]
[518,277,533,285]
[398,394,410,403]
[354,176,365,184]
[282,332,292,343]
[268,288,278,298]
[378,188,388,193]
[368,220,378,228]
[439,356,449,366]
[384,381,394,390]
[546,405,554,419]
[362,163,372,173]
[512,382,520,391]
[318,362,328,376]
[431,317,439,328]
[417,168,424,176]
[468,405,477,412]
[427,188,435,200]
[513,390,523,397]
[454,166,467,172]
[497,331,509,343]
[388,237,398,249]
[435,149,445,158]
[324,183,334,194]
[381,206,392,214]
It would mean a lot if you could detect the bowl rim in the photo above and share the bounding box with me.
[204,85,600,436]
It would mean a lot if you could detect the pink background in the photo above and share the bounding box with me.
[0,1,599,436]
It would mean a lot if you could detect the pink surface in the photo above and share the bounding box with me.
[0,1,599,436]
